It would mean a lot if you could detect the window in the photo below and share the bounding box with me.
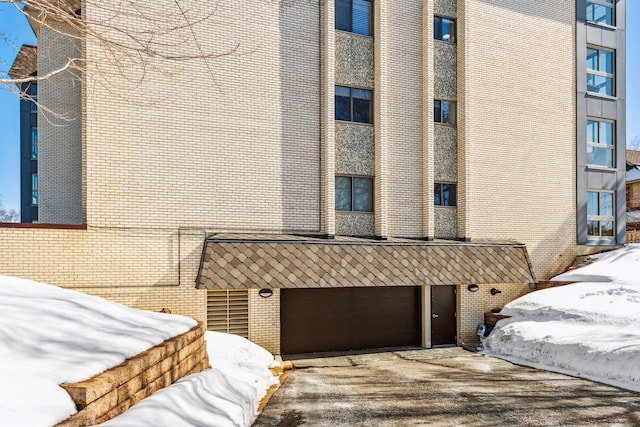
[586,119,614,168]
[336,0,372,36]
[587,47,614,96]
[31,173,38,206]
[31,127,38,159]
[587,190,614,238]
[335,86,373,124]
[434,99,456,125]
[434,16,455,43]
[587,0,614,26]
[29,83,37,113]
[336,176,373,212]
[434,182,456,207]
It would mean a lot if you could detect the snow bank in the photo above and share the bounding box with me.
[0,275,196,427]
[483,245,640,392]
[95,332,280,427]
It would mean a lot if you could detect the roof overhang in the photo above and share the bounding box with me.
[23,0,81,35]
[196,234,537,290]
[8,44,37,82]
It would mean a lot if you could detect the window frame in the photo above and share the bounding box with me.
[434,99,456,126]
[434,15,456,43]
[335,85,373,124]
[586,0,615,27]
[335,0,373,36]
[335,175,374,213]
[586,46,615,97]
[587,190,615,239]
[434,182,457,207]
[586,118,615,169]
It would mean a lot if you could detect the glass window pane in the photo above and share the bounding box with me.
[586,2,595,21]
[434,100,441,123]
[588,3,613,25]
[31,174,38,205]
[335,177,352,211]
[587,73,613,96]
[353,178,373,212]
[434,16,442,40]
[442,101,449,123]
[600,121,613,145]
[587,48,598,71]
[599,50,613,73]
[587,146,613,168]
[587,191,599,216]
[442,184,456,206]
[352,89,372,123]
[352,88,372,101]
[587,120,598,143]
[600,192,613,216]
[31,128,38,159]
[443,101,456,125]
[434,183,442,206]
[335,86,351,121]
[601,221,614,237]
[442,101,452,124]
[335,0,351,32]
[441,18,454,42]
[587,220,600,236]
[352,0,371,36]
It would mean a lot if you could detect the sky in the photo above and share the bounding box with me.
[0,4,639,215]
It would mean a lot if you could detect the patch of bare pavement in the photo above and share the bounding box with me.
[254,348,640,426]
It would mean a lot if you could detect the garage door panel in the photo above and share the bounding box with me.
[281,287,420,355]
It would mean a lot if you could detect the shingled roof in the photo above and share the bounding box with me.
[627,150,640,167]
[196,234,536,289]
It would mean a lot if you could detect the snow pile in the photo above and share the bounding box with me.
[0,276,279,427]
[0,275,195,427]
[97,332,280,427]
[483,245,640,392]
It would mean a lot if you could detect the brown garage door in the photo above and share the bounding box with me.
[281,287,421,355]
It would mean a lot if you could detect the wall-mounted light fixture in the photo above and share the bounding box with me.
[258,289,273,298]
[467,284,479,292]
[490,288,502,296]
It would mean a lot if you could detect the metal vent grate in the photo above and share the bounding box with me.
[206,289,249,338]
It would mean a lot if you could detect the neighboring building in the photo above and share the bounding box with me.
[627,150,640,211]
[1,1,627,355]
[8,45,38,223]
[626,150,640,240]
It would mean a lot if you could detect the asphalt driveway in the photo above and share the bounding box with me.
[254,348,640,426]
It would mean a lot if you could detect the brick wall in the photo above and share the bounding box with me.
[458,0,577,279]
[249,289,280,354]
[38,22,83,224]
[83,0,322,233]
[0,226,206,321]
[458,283,531,343]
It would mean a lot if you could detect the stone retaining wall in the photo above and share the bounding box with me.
[55,322,209,426]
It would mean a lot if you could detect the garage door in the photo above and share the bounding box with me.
[281,287,421,355]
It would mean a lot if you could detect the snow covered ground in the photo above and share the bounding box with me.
[483,244,640,392]
[0,276,279,427]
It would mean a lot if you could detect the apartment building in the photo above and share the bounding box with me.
[8,45,38,223]
[2,0,626,355]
